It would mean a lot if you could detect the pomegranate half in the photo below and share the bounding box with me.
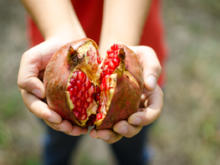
[44,38,143,129]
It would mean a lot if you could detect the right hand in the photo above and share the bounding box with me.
[17,36,88,136]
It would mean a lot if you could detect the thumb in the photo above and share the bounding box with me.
[131,46,162,91]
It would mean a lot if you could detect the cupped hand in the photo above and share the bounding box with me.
[17,36,88,136]
[90,46,164,143]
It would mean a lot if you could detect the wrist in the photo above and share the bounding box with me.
[45,26,86,42]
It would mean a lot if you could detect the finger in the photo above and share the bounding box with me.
[21,89,62,124]
[17,40,59,98]
[128,85,163,126]
[45,120,88,136]
[113,120,142,138]
[131,46,162,90]
[90,129,122,144]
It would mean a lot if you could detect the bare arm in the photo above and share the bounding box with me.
[91,0,164,143]
[99,0,151,54]
[18,0,88,136]
[21,0,85,40]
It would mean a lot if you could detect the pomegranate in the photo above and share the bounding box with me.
[44,38,143,129]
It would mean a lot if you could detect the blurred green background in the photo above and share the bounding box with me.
[0,0,220,165]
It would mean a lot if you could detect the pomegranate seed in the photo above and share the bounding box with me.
[72,86,78,95]
[105,69,112,75]
[72,72,77,79]
[78,71,86,82]
[85,92,89,99]
[76,80,82,88]
[70,78,75,85]
[68,87,74,95]
[107,49,112,55]
[81,108,87,114]
[96,113,103,120]
[85,79,91,89]
[95,93,100,101]
[76,100,81,107]
[108,61,115,69]
[111,44,119,51]
[74,111,80,119]
[71,96,76,103]
[97,106,102,113]
[77,91,82,98]
[112,57,120,66]
[81,86,86,92]
[97,56,102,64]
[96,86,101,93]
[80,113,87,120]
[84,102,89,109]
[100,83,105,91]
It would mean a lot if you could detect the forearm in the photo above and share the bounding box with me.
[21,0,85,40]
[100,0,151,54]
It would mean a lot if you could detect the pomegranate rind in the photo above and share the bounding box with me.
[96,72,142,129]
[44,40,144,129]
[96,45,144,129]
[44,38,98,126]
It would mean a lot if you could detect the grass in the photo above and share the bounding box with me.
[0,0,219,164]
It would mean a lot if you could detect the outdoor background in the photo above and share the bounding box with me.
[0,0,220,165]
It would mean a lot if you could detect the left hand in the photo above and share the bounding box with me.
[90,46,164,143]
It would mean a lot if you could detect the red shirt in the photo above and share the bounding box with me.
[27,0,166,86]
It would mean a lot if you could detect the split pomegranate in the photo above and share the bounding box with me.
[44,38,143,129]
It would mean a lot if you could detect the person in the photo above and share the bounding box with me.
[17,0,165,164]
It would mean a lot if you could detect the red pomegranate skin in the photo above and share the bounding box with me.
[44,39,97,125]
[97,45,143,129]
[44,38,143,129]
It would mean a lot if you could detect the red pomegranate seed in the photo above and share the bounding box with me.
[96,86,100,92]
[112,57,119,66]
[78,71,86,82]
[76,80,81,87]
[77,91,82,98]
[80,113,87,120]
[95,93,100,101]
[71,96,76,103]
[84,102,89,109]
[100,83,105,91]
[108,61,115,69]
[96,113,103,120]
[107,49,112,55]
[81,86,86,92]
[70,78,75,85]
[81,108,87,114]
[68,87,74,95]
[97,56,102,64]
[85,92,89,99]
[74,111,80,119]
[85,79,91,89]
[111,44,119,51]
[97,106,102,113]
[72,86,78,95]
[76,100,81,107]
[72,72,77,79]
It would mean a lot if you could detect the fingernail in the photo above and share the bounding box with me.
[131,117,141,125]
[32,89,42,98]
[91,131,97,138]
[118,126,128,134]
[146,75,157,89]
[102,135,110,141]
